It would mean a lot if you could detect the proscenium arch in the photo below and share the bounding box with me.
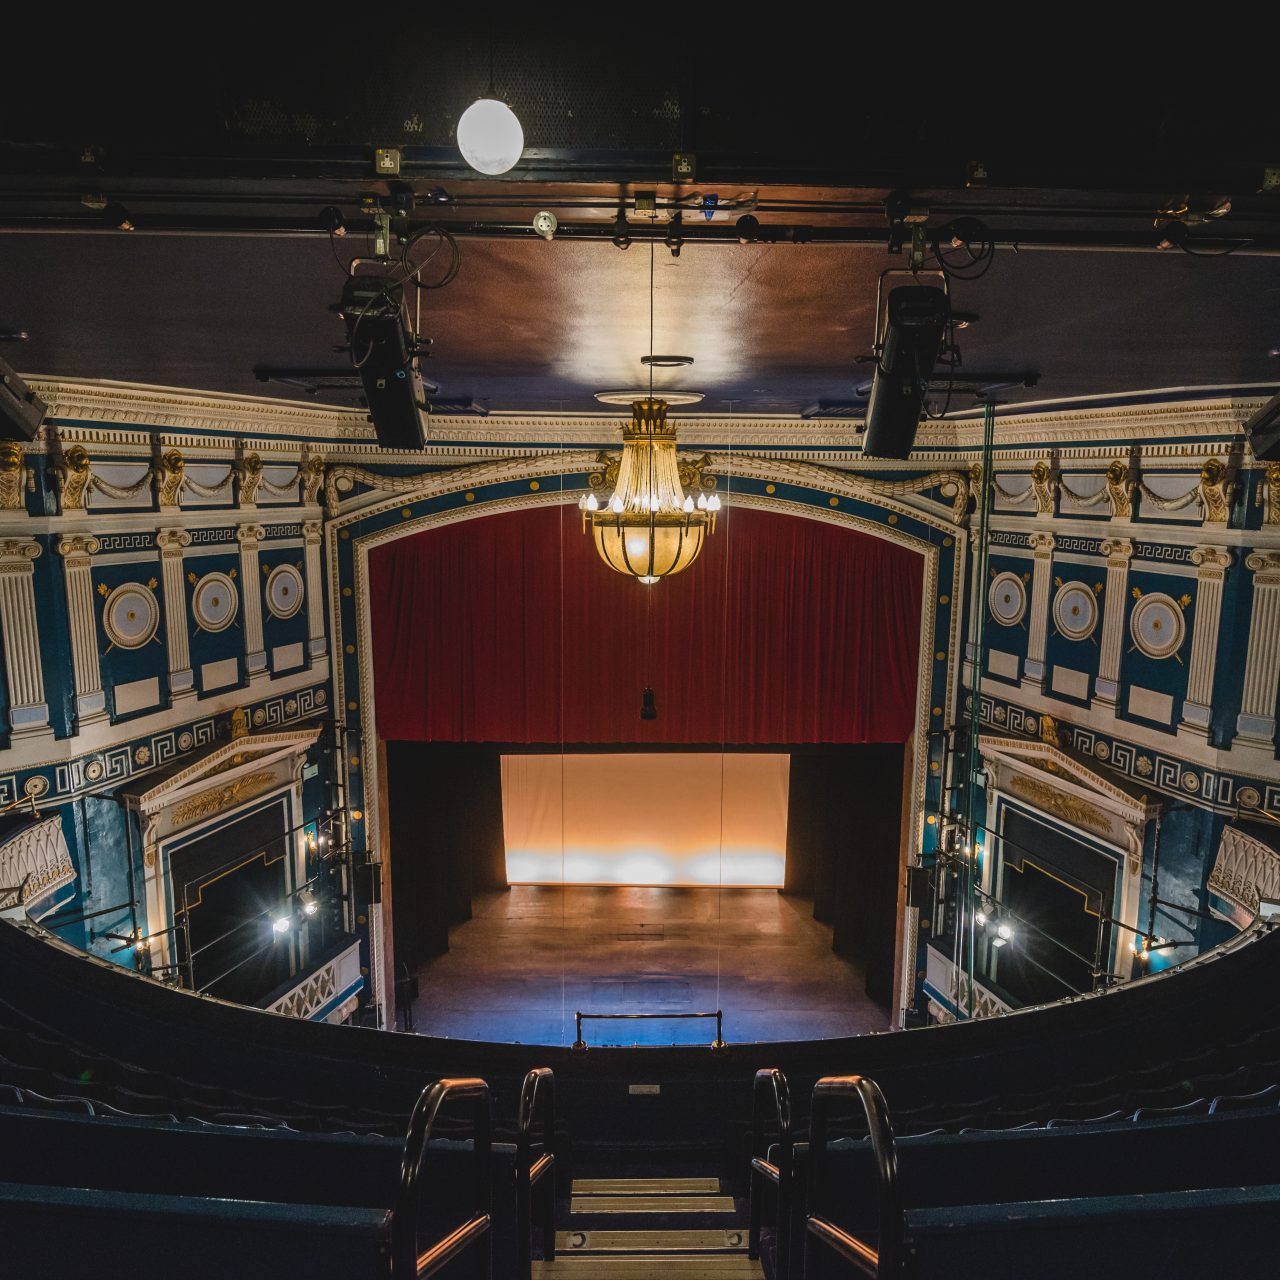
[326,450,968,1025]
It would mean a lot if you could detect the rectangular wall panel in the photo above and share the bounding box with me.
[200,657,240,691]
[1051,666,1091,700]
[1128,685,1174,724]
[114,676,160,715]
[988,649,1021,680]
[272,642,304,673]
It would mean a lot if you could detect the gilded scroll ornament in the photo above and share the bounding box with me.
[156,450,186,508]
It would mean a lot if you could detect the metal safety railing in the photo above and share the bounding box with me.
[516,1067,557,1280]
[748,1067,796,1279]
[392,1076,492,1278]
[805,1074,902,1279]
[571,1009,725,1051]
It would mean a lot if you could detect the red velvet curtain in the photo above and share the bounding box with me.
[370,506,922,744]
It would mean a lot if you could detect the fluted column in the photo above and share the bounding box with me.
[156,528,195,702]
[303,520,327,664]
[57,535,108,727]
[1179,546,1232,740]
[1094,538,1134,707]
[1021,531,1056,689]
[237,523,268,680]
[0,538,49,736]
[1235,551,1280,748]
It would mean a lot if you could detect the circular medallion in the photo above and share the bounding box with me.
[192,571,238,632]
[177,732,194,751]
[1094,741,1111,761]
[989,572,1027,626]
[1238,786,1262,809]
[316,688,327,705]
[103,583,159,649]
[23,775,49,798]
[134,745,151,766]
[1130,592,1186,659]
[1182,771,1201,793]
[84,758,104,782]
[1136,757,1153,777]
[1053,580,1099,641]
[1023,716,1039,737]
[253,708,267,726]
[266,565,304,619]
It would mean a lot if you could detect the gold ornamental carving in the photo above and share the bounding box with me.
[56,444,93,510]
[156,449,186,508]
[230,705,250,739]
[1196,457,1233,525]
[0,443,34,510]
[1008,772,1113,841]
[171,769,277,826]
[301,453,326,505]
[1262,463,1280,525]
[238,451,264,506]
[1030,459,1057,515]
[1104,459,1133,518]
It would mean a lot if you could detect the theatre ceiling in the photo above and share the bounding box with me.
[2,37,1279,418]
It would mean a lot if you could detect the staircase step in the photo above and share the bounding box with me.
[558,1228,749,1253]
[572,1178,721,1195]
[570,1194,735,1215]
[534,1258,762,1277]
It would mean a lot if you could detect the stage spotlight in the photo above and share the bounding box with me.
[862,286,949,459]
[456,98,524,175]
[975,910,987,927]
[299,888,319,917]
[272,915,291,935]
[612,210,632,250]
[736,214,761,243]
[665,211,684,258]
[102,202,134,231]
[319,206,346,237]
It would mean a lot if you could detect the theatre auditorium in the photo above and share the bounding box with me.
[1,40,1279,1278]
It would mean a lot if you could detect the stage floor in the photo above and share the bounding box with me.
[406,886,890,1045]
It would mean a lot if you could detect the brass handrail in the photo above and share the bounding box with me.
[392,1076,492,1278]
[516,1067,557,1280]
[571,1009,724,1050]
[748,1067,795,1280]
[804,1074,902,1279]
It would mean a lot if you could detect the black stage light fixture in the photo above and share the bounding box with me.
[1243,390,1280,461]
[0,355,47,442]
[102,202,134,231]
[612,210,632,250]
[319,206,346,236]
[862,286,950,459]
[337,274,429,451]
[736,214,761,243]
[640,686,657,721]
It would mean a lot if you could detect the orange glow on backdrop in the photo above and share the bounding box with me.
[501,753,789,886]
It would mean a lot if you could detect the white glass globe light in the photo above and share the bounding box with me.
[457,98,524,175]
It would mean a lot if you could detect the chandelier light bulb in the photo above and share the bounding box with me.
[456,98,524,175]
[611,495,624,513]
[586,493,599,511]
[649,495,660,512]
[697,493,707,510]
[708,494,721,511]
[683,495,694,513]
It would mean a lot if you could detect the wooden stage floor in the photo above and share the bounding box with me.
[406,886,890,1046]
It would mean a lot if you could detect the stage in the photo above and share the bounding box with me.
[405,886,890,1046]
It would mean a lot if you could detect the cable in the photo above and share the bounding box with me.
[1180,238,1254,258]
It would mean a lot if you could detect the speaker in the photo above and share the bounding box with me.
[862,286,949,459]
[354,860,382,904]
[339,275,429,451]
[0,356,46,442]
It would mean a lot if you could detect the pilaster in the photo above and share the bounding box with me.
[1020,531,1056,690]
[303,521,327,664]
[57,535,109,728]
[237,523,269,682]
[156,528,195,703]
[1094,538,1134,707]
[1235,551,1280,749]
[0,538,50,737]
[1178,546,1232,741]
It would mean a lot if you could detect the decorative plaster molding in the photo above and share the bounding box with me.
[1208,826,1280,924]
[0,816,75,915]
[266,938,362,1021]
[0,443,34,511]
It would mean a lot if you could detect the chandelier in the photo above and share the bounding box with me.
[579,397,720,584]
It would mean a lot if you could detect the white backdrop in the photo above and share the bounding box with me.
[501,753,790,886]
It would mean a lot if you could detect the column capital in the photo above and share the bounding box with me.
[57,535,102,559]
[155,527,192,554]
[1190,544,1233,572]
[1099,537,1134,563]
[1028,531,1056,553]
[1245,549,1280,579]
[303,519,323,545]
[236,523,267,546]
[0,537,41,566]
